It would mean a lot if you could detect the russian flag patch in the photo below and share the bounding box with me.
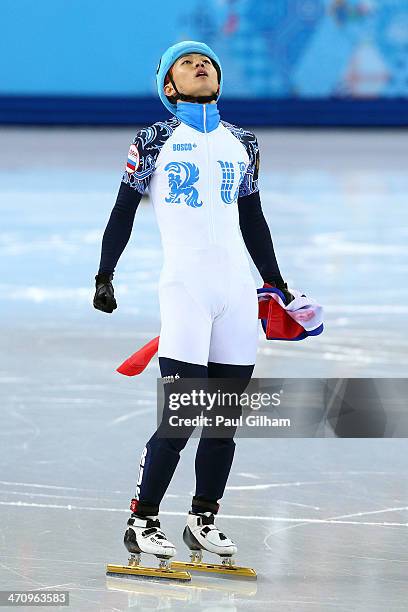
[126,144,140,174]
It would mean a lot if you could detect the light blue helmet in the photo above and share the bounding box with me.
[156,41,223,115]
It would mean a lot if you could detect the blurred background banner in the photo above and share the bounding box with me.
[1,0,407,125]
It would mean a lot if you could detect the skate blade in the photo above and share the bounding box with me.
[106,563,191,582]
[170,560,257,580]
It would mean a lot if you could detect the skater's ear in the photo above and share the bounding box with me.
[164,70,177,100]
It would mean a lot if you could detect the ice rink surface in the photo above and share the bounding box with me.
[1,127,408,610]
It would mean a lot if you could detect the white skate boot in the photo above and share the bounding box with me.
[184,511,237,561]
[106,515,191,582]
[124,514,176,560]
[171,512,256,580]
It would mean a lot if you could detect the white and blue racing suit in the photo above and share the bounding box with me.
[98,101,286,516]
[99,101,284,366]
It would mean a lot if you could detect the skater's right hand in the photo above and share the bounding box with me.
[93,273,117,313]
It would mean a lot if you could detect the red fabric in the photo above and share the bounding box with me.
[258,298,270,319]
[259,283,305,340]
[117,336,159,376]
[130,498,139,513]
[264,298,304,340]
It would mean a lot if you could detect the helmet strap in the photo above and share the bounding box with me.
[167,72,219,105]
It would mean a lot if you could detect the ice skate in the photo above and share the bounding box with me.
[106,514,191,582]
[171,512,257,580]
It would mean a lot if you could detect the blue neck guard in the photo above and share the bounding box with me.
[175,101,220,133]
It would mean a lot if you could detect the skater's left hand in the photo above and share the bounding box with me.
[266,279,295,305]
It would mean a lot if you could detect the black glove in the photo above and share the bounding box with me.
[93,273,117,313]
[266,279,295,305]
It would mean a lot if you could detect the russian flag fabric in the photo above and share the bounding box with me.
[257,287,323,341]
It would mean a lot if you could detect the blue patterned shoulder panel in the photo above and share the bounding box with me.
[221,120,259,197]
[122,116,181,194]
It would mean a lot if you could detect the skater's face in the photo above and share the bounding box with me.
[164,53,219,102]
